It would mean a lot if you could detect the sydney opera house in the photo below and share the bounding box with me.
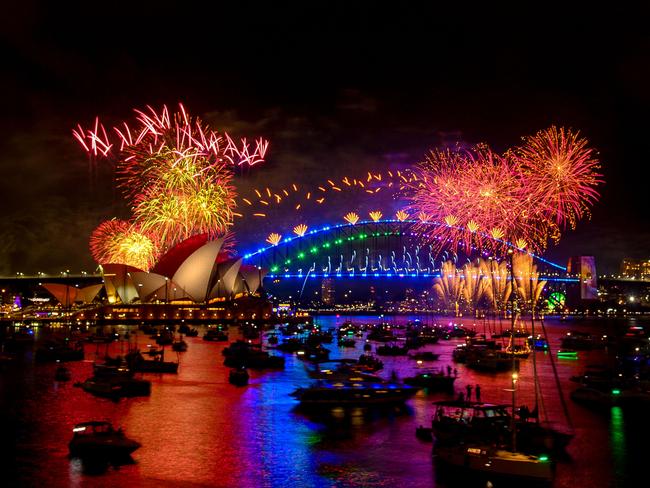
[40,236,272,323]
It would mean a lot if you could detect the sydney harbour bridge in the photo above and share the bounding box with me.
[242,219,573,282]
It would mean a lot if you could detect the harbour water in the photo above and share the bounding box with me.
[1,315,647,487]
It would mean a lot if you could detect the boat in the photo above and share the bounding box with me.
[376,343,409,356]
[69,421,141,458]
[203,328,228,341]
[431,401,572,454]
[3,327,35,351]
[338,337,356,347]
[357,353,384,371]
[171,338,188,352]
[228,367,249,386]
[76,376,151,398]
[222,341,285,369]
[560,330,606,350]
[431,401,511,445]
[154,331,173,345]
[434,444,553,483]
[55,366,72,381]
[125,349,179,373]
[35,340,85,362]
[408,351,440,361]
[291,380,419,407]
[306,360,384,382]
[143,346,162,356]
[403,371,455,392]
[570,385,650,409]
[504,340,531,359]
[296,344,330,362]
[465,347,513,372]
[528,334,549,351]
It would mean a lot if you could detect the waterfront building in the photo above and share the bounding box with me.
[321,278,334,305]
[620,258,650,279]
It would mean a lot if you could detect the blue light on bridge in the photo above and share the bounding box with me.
[264,273,579,282]
[243,219,570,274]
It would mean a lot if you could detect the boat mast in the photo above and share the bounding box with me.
[531,275,539,422]
[508,248,517,452]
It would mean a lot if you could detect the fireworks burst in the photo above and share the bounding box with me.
[89,219,159,271]
[369,211,383,222]
[513,126,602,229]
[75,104,268,264]
[408,128,602,256]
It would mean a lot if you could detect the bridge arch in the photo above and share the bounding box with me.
[242,220,568,280]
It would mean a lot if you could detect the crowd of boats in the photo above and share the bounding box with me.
[2,316,649,484]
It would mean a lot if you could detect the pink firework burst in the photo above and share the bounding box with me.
[408,144,545,254]
[513,126,603,229]
[407,127,602,257]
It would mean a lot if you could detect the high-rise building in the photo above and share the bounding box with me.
[321,278,334,305]
[620,258,650,279]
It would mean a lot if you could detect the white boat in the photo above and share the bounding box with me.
[434,444,553,482]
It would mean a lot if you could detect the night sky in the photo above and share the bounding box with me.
[1,3,649,275]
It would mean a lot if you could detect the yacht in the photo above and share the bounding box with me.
[229,367,249,386]
[69,421,140,458]
[403,371,455,392]
[434,443,553,483]
[291,380,419,407]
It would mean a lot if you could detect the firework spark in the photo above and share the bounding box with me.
[395,210,409,222]
[344,212,360,225]
[266,233,282,246]
[369,211,383,222]
[293,224,308,237]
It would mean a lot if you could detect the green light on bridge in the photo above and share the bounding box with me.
[297,252,305,259]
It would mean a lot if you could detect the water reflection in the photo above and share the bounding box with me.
[0,315,641,487]
[609,406,625,483]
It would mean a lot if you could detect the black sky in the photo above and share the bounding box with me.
[1,2,649,274]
